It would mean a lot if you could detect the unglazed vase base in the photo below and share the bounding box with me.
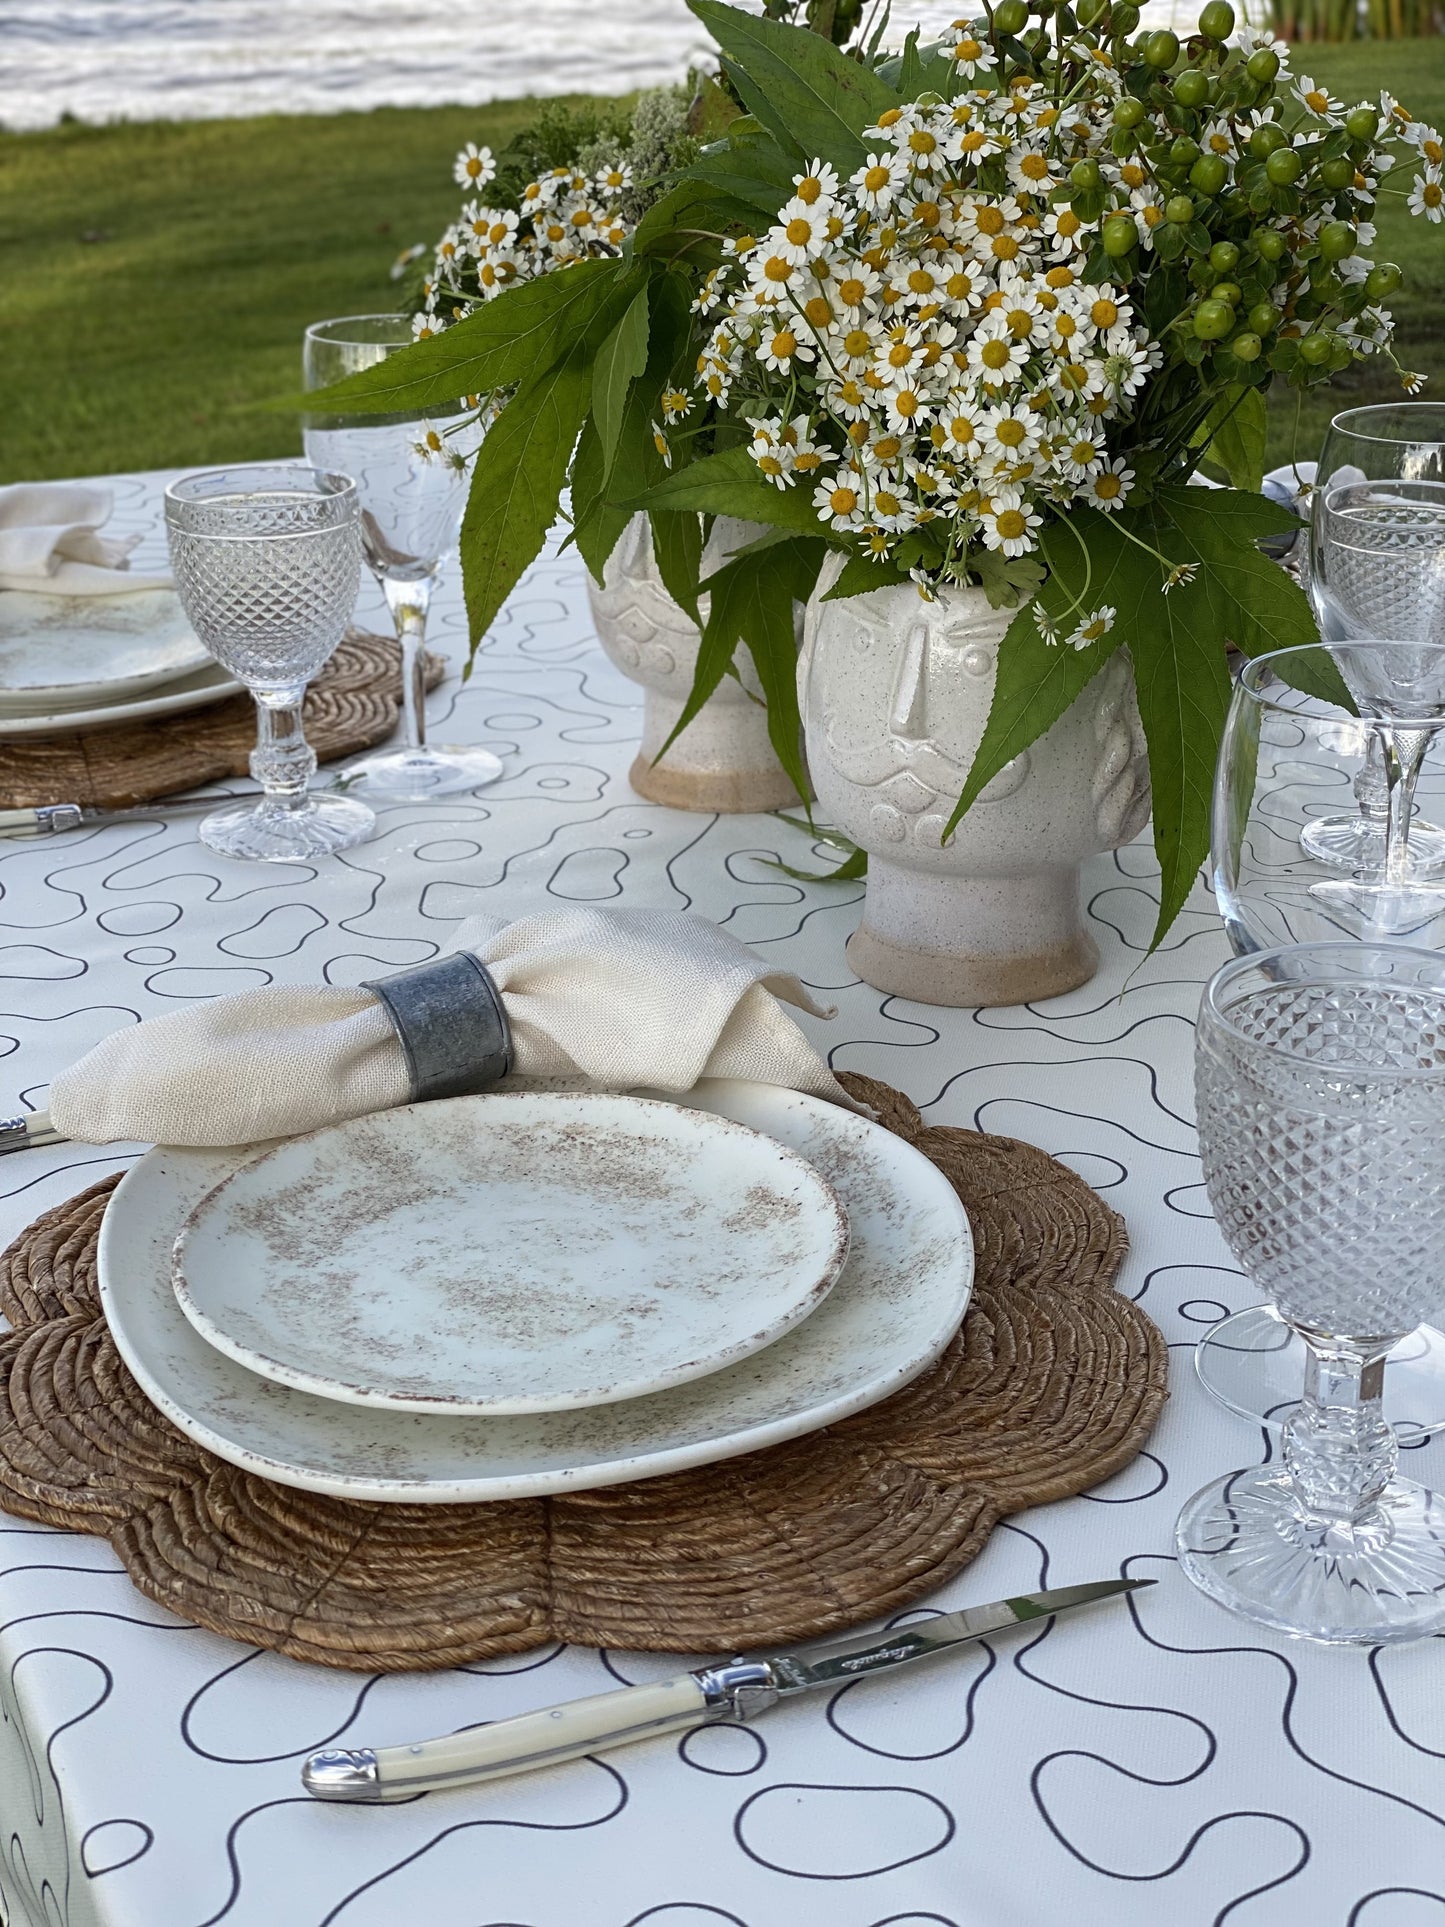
[846,921,1099,1008]
[628,752,801,815]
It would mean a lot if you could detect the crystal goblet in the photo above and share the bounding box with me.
[302,315,502,800]
[1176,941,1445,1644]
[164,464,375,862]
[1302,402,1445,875]
[1204,643,1445,1437]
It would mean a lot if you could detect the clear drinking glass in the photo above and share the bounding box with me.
[302,315,501,799]
[1303,403,1445,875]
[164,465,375,862]
[1176,942,1445,1644]
[1205,643,1445,1437]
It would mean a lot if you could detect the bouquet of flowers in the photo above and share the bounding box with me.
[304,0,1442,942]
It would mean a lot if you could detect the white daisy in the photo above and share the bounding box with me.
[814,472,867,531]
[1065,605,1117,650]
[1409,169,1444,222]
[979,488,1041,556]
[1086,459,1134,511]
[452,142,496,191]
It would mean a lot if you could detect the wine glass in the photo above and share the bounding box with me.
[163,465,375,862]
[1302,402,1445,875]
[1205,643,1445,1438]
[1176,941,1445,1644]
[302,315,502,800]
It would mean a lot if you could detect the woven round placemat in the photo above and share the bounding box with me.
[0,630,445,811]
[0,1074,1167,1670]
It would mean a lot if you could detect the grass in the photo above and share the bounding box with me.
[0,42,1441,484]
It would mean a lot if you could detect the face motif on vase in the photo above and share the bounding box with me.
[803,587,1150,873]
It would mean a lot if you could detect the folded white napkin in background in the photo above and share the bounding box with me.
[0,483,174,596]
[47,908,855,1146]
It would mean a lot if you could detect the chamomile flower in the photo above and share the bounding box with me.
[1409,169,1444,222]
[851,151,907,213]
[452,142,496,190]
[595,162,633,196]
[758,323,815,373]
[814,472,868,531]
[1294,74,1343,118]
[979,488,1041,555]
[792,158,841,205]
[965,318,1030,381]
[650,421,673,469]
[1065,606,1117,650]
[660,388,692,424]
[411,311,444,340]
[1086,459,1134,511]
[948,26,995,79]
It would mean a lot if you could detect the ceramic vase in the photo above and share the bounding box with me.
[587,514,802,813]
[799,565,1151,1007]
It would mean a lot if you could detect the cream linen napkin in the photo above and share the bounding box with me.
[47,908,854,1146]
[0,483,173,596]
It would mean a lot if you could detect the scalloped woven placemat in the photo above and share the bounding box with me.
[0,1074,1167,1670]
[0,630,445,811]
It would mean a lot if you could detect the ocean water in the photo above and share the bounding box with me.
[0,0,1185,134]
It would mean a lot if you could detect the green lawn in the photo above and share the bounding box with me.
[1,42,1442,484]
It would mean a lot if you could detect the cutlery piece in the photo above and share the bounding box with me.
[0,1112,63,1155]
[0,779,354,839]
[301,1577,1153,1803]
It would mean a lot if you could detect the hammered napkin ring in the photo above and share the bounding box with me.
[362,953,513,1102]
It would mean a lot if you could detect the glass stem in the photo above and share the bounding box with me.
[1381,724,1428,889]
[1282,1328,1398,1527]
[250,687,315,814]
[384,577,433,754]
[1353,730,1389,828]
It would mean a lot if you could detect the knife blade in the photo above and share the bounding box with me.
[0,777,360,839]
[301,1577,1153,1803]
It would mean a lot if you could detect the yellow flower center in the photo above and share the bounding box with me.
[895,390,920,417]
[981,338,1012,369]
[946,271,975,300]
[830,486,859,514]
[991,235,1021,260]
[1142,204,1163,227]
[961,129,989,153]
[909,130,937,155]
[571,208,592,227]
[1306,89,1329,112]
[864,165,892,192]
[786,217,814,246]
[798,176,824,204]
[995,509,1027,539]
[1090,298,1120,329]
[954,36,983,59]
[839,276,868,305]
[843,328,874,357]
[840,380,865,406]
[875,435,903,460]
[1424,139,1444,165]
[1046,265,1075,288]
[804,295,832,327]
[1095,473,1122,498]
[888,342,914,368]
[764,255,794,283]
[1071,440,1097,464]
[877,107,903,128]
[1120,163,1146,189]
[914,200,942,229]
[1426,182,1444,206]
[796,450,823,472]
[949,417,976,444]
[996,418,1027,446]
[758,454,784,476]
[1056,313,1078,338]
[770,329,798,358]
[907,268,936,295]
[976,205,1006,235]
[1020,153,1050,180]
[1005,306,1033,339]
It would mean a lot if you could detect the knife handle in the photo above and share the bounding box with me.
[304,1673,711,1802]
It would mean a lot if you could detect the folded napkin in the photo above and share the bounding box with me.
[48,908,855,1146]
[0,483,173,596]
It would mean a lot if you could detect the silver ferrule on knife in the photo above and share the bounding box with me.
[301,1578,1151,1804]
[0,1112,62,1156]
[0,805,88,839]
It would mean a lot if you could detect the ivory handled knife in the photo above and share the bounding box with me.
[301,1577,1152,1803]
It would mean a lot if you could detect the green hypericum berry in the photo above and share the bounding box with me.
[1365,261,1403,299]
[1265,146,1303,185]
[1247,301,1280,334]
[1112,0,1140,27]
[1198,0,1235,35]
[1318,220,1356,262]
[1249,121,1287,158]
[1255,228,1287,260]
[1144,27,1180,66]
[1299,332,1334,364]
[1320,157,1355,190]
[1071,159,1104,189]
[1194,298,1235,339]
[1171,136,1201,166]
[1165,193,1196,224]
[1230,332,1263,361]
[1209,240,1241,273]
[1246,47,1280,83]
[1190,154,1229,194]
[1113,95,1147,128]
[1078,0,1108,24]
[1210,281,1242,306]
[1174,69,1210,108]
[1345,105,1379,141]
[1102,215,1138,254]
[993,0,1029,33]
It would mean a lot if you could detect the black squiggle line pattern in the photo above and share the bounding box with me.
[0,484,1441,1927]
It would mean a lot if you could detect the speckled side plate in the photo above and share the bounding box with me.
[170,1093,851,1416]
[0,587,210,707]
[97,1081,973,1503]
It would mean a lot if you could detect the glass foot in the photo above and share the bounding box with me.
[1300,810,1445,876]
[1176,1466,1445,1644]
[199,794,376,863]
[1196,1308,1445,1443]
[342,744,503,801]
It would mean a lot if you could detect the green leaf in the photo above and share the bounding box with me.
[688,0,902,171]
[1155,485,1318,664]
[631,443,824,538]
[571,417,631,584]
[633,178,765,265]
[688,123,804,217]
[292,260,632,417]
[823,551,911,598]
[459,337,595,654]
[1199,386,1269,493]
[592,285,651,480]
[651,510,704,627]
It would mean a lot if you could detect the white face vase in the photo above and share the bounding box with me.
[586,515,800,813]
[800,568,1150,1006]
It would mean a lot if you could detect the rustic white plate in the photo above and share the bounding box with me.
[97,1081,972,1503]
[0,587,210,707]
[169,1092,851,1415]
[0,659,241,737]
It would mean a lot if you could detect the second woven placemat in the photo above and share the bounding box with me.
[0,630,445,810]
[0,1074,1167,1669]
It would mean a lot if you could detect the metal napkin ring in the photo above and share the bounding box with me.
[362,953,513,1103]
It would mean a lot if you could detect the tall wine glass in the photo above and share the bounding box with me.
[1303,403,1445,874]
[164,465,374,862]
[302,315,502,799]
[1177,942,1445,1644]
[1204,643,1445,1438]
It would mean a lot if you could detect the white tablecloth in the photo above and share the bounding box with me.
[1,470,1441,1927]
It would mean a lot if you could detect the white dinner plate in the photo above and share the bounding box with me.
[0,587,210,707]
[98,1080,972,1502]
[0,659,242,737]
[170,1092,852,1415]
